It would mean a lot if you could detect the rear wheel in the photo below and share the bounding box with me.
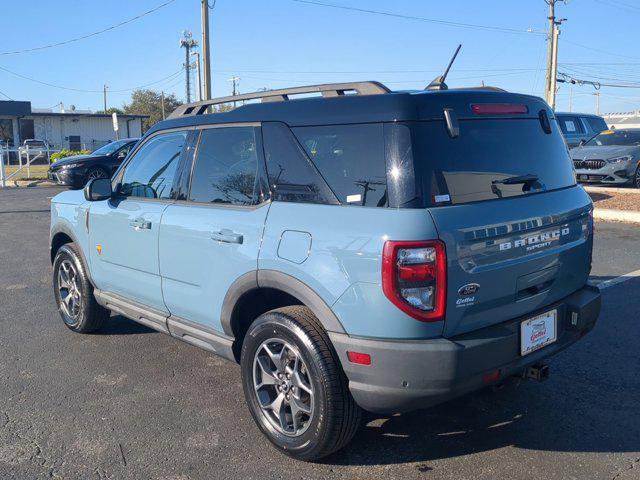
[240,306,361,461]
[53,243,109,333]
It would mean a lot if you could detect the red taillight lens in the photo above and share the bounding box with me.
[347,351,371,365]
[382,240,447,322]
[471,103,529,115]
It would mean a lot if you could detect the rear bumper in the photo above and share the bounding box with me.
[329,284,601,414]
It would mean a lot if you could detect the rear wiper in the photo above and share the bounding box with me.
[492,174,539,186]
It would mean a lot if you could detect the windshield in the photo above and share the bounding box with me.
[92,139,131,156]
[586,130,640,147]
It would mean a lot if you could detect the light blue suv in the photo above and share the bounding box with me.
[50,82,601,461]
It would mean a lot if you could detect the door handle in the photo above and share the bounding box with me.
[211,229,243,244]
[129,218,152,230]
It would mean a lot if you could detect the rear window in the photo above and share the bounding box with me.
[408,119,576,205]
[557,116,584,134]
[292,124,388,207]
[584,116,608,134]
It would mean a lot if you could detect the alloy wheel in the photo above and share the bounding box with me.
[87,169,106,181]
[57,260,82,323]
[253,339,314,437]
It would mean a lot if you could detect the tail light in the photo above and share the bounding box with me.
[382,240,446,322]
[471,103,528,115]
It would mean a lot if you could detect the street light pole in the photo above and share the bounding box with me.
[103,85,108,112]
[192,51,203,102]
[201,0,212,100]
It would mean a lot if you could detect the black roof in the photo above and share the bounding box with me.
[147,84,551,136]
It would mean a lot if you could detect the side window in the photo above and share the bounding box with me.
[189,127,260,205]
[584,116,608,134]
[120,131,187,199]
[292,123,387,207]
[558,116,584,134]
[262,122,338,205]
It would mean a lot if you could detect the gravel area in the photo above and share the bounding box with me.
[589,191,640,212]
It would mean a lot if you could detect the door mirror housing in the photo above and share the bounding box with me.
[84,177,113,201]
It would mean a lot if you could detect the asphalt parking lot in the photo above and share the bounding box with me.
[1,187,639,480]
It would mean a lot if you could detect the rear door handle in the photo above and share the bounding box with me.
[211,229,243,244]
[129,218,152,230]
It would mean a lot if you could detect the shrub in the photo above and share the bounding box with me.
[50,149,91,163]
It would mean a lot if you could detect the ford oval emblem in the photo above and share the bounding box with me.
[458,283,480,296]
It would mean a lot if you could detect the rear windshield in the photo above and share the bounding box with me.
[586,129,640,147]
[408,119,576,205]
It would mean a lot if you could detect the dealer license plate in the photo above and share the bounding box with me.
[520,309,557,356]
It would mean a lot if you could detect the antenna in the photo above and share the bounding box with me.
[425,44,462,91]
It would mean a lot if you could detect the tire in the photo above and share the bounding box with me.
[633,164,640,189]
[53,243,109,333]
[240,306,361,461]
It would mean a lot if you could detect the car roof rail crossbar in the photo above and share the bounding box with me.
[168,81,391,118]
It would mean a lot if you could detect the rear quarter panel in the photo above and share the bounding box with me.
[259,202,445,339]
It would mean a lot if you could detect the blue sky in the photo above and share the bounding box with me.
[1,0,640,115]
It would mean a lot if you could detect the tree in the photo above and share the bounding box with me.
[123,89,182,132]
[95,107,124,115]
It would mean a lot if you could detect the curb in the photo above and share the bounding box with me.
[1,180,58,188]
[594,208,640,224]
[584,186,640,195]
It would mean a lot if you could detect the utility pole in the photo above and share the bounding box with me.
[544,0,556,105]
[201,0,212,101]
[569,87,573,112]
[161,91,166,120]
[228,76,240,107]
[103,85,108,112]
[180,31,198,103]
[549,22,561,110]
[191,51,203,102]
[594,92,601,115]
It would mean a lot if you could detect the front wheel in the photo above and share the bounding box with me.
[633,164,640,189]
[53,243,109,333]
[240,306,361,461]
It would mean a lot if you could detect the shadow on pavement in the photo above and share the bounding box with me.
[96,314,157,335]
[325,278,640,467]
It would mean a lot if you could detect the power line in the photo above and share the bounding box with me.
[563,39,640,61]
[0,0,176,56]
[0,64,183,94]
[0,89,12,100]
[291,0,545,36]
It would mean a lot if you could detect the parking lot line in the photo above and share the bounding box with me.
[593,268,640,290]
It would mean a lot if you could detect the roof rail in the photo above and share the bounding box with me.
[167,81,391,118]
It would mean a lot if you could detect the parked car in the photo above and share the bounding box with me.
[47,138,139,188]
[570,128,640,187]
[556,112,608,148]
[49,82,600,461]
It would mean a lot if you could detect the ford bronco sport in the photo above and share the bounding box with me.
[50,81,601,461]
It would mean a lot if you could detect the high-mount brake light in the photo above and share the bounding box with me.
[382,240,447,322]
[471,103,529,115]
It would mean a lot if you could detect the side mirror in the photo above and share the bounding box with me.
[84,177,112,201]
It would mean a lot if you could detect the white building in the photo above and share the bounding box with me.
[0,100,147,152]
[602,111,640,130]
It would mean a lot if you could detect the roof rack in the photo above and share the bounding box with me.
[168,81,390,118]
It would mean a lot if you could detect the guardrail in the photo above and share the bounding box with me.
[0,145,62,187]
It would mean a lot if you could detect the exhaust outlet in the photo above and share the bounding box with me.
[525,363,550,382]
